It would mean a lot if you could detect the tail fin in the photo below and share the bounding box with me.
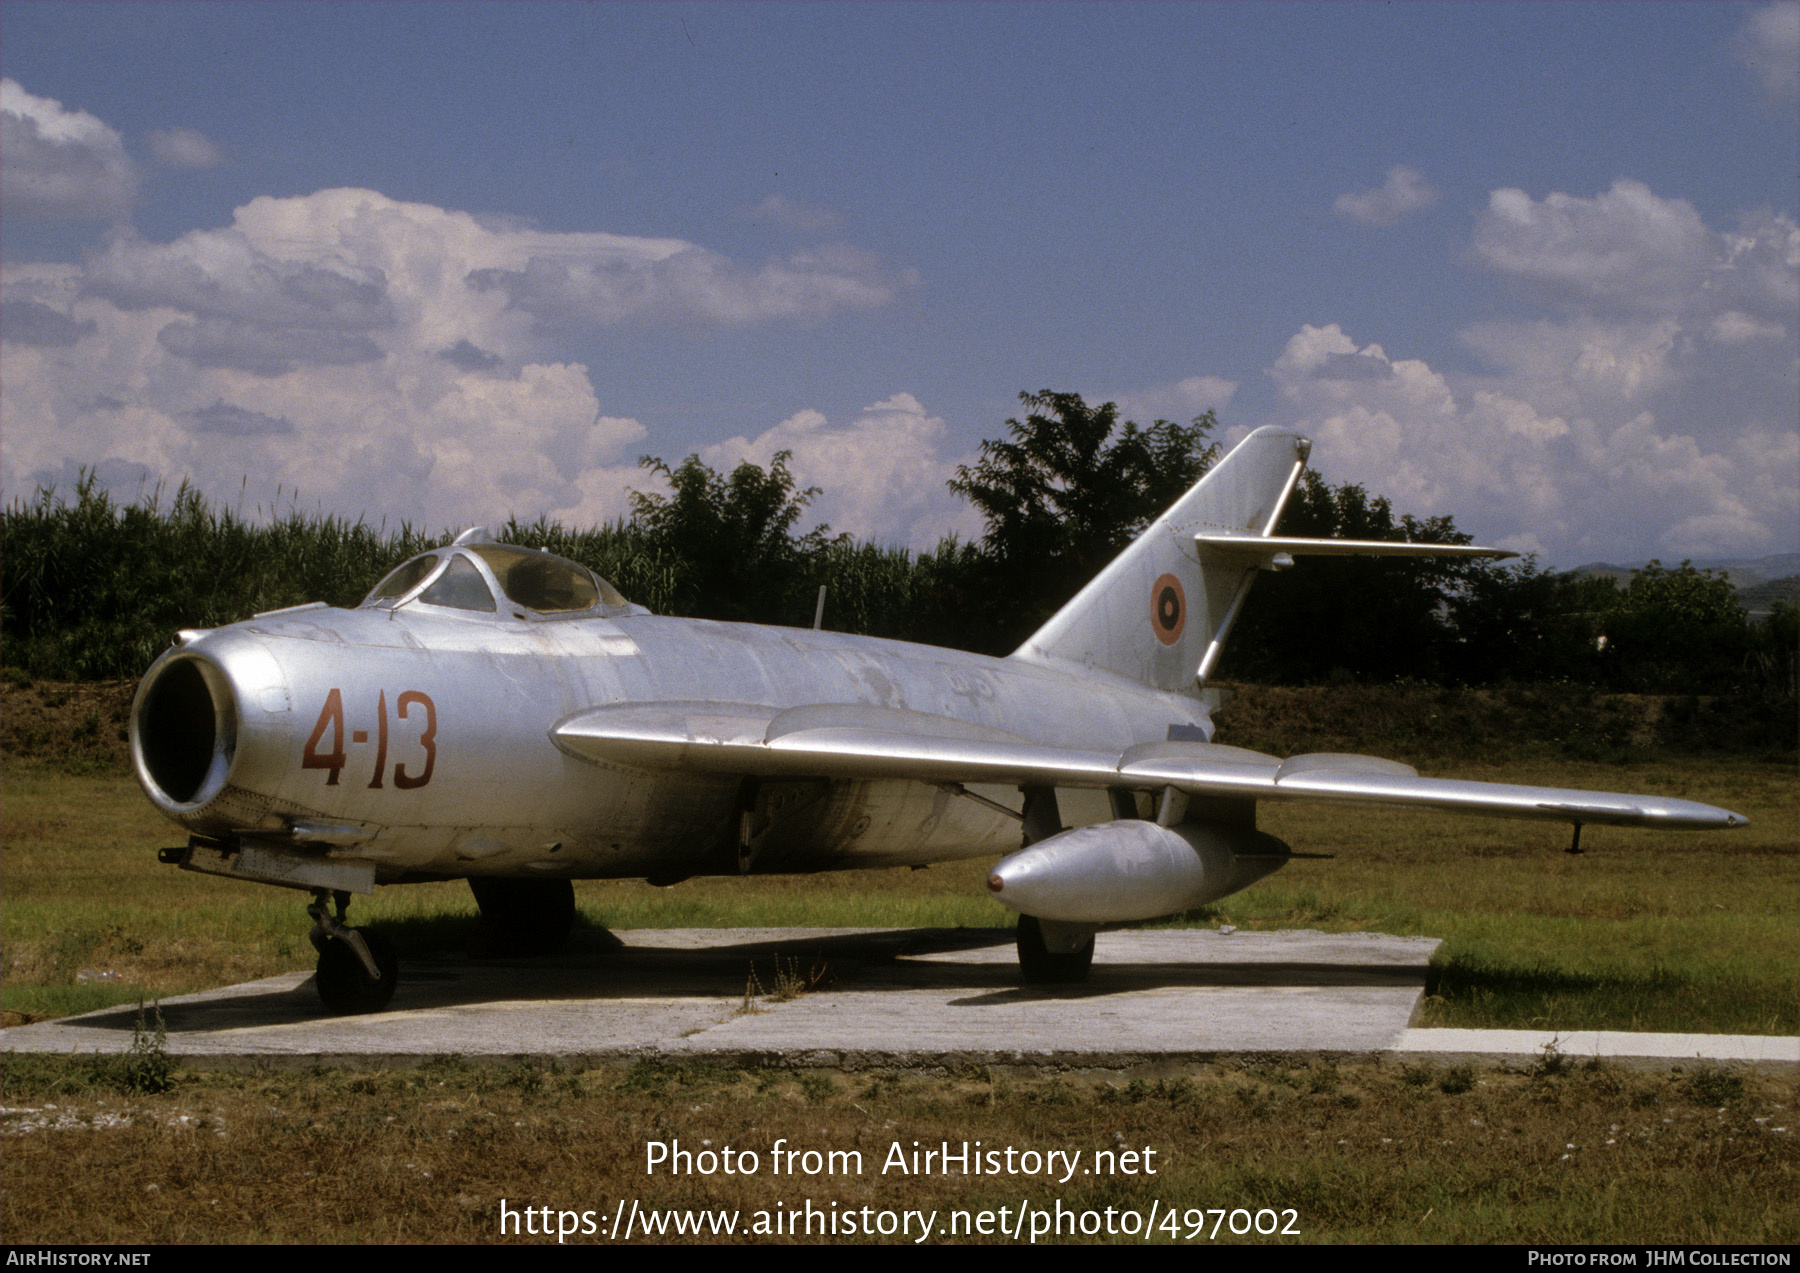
[1010,427,1310,695]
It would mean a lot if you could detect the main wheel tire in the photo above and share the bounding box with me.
[1016,914,1095,985]
[315,929,398,1014]
[467,877,576,957]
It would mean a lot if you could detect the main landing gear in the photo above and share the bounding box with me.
[1016,914,1095,985]
[1011,786,1096,986]
[308,889,398,1014]
[467,878,576,957]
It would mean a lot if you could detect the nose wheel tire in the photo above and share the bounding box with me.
[315,929,398,1014]
[1016,914,1095,985]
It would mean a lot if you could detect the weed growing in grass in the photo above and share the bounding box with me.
[1438,1065,1476,1095]
[421,1053,470,1080]
[621,1061,675,1096]
[739,953,831,1013]
[1098,1077,1155,1104]
[1307,1061,1341,1095]
[1233,1082,1280,1119]
[1682,1066,1746,1106]
[5,1003,178,1097]
[619,1061,731,1098]
[1532,1041,1572,1078]
[497,1060,551,1097]
[119,1001,175,1095]
[1162,1076,1199,1105]
[1279,890,1343,923]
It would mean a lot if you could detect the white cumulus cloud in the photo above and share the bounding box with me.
[147,126,224,169]
[1092,182,1794,565]
[1333,165,1440,226]
[0,79,135,220]
[1109,375,1238,426]
[1268,317,1794,563]
[1469,180,1782,316]
[746,193,844,233]
[1,182,914,538]
[700,393,980,550]
[1344,179,1800,562]
[1733,2,1800,102]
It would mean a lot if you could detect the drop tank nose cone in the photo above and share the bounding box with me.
[988,819,1292,924]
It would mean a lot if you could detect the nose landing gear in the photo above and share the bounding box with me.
[308,889,398,1014]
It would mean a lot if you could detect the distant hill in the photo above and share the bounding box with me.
[1737,576,1800,617]
[1566,553,1798,616]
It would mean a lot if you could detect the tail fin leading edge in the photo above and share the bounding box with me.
[1011,426,1311,696]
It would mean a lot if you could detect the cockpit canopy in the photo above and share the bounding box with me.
[362,531,636,619]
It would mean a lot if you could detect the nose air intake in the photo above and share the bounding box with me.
[133,655,238,808]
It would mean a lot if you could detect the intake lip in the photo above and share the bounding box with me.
[131,652,238,813]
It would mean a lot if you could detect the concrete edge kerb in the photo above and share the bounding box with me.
[7,1045,1794,1077]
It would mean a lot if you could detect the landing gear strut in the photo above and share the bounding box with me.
[308,889,398,1014]
[1011,787,1096,985]
[1016,914,1095,985]
[467,877,576,957]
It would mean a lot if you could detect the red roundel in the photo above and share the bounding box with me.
[1152,573,1186,645]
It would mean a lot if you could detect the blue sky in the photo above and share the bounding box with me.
[3,2,1795,567]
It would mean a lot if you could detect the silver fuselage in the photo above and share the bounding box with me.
[132,603,1213,884]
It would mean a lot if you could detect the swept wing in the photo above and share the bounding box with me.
[552,701,1744,831]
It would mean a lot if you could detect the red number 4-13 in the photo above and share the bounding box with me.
[302,689,437,789]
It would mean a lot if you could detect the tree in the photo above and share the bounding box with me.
[1746,601,1798,703]
[629,451,836,623]
[1443,557,1618,685]
[948,390,1219,651]
[1220,470,1482,683]
[1599,561,1752,692]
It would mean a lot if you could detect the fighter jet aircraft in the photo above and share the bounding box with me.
[129,427,1747,1012]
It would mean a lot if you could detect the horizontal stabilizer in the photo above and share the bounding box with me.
[1195,533,1517,560]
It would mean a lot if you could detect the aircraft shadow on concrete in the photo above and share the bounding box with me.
[942,962,1432,1007]
[54,926,1431,1034]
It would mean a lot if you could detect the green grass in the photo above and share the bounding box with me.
[1167,758,1797,1034]
[2,1057,1794,1244]
[3,757,1794,1034]
[6,747,1790,1248]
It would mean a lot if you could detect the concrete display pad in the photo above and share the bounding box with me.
[2,928,1792,1073]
